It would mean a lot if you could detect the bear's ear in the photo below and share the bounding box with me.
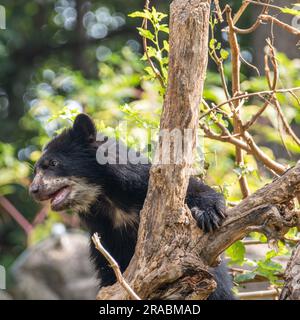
[72,113,96,143]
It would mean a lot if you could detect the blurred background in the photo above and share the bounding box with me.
[0,0,299,299]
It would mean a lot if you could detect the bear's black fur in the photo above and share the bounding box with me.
[30,113,234,300]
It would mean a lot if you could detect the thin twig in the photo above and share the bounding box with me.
[246,0,287,11]
[242,239,264,245]
[264,40,300,147]
[232,1,250,25]
[243,99,269,131]
[209,17,233,106]
[200,122,252,153]
[243,39,278,130]
[260,14,300,36]
[226,5,250,198]
[243,131,286,174]
[201,120,287,175]
[237,289,280,299]
[273,98,300,147]
[230,0,270,34]
[141,0,165,88]
[92,233,141,300]
[240,52,260,75]
[213,0,223,22]
[288,90,300,107]
[200,87,300,120]
[202,99,231,136]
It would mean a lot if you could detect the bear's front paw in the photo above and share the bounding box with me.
[191,203,227,233]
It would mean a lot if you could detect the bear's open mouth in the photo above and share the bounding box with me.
[49,186,71,210]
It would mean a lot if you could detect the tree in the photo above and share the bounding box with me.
[94,0,300,300]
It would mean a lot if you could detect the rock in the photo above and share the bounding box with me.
[11,230,98,300]
[0,291,13,300]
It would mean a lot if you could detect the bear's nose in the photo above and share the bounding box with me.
[29,184,39,194]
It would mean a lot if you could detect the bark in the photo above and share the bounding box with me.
[95,0,300,300]
[280,241,300,300]
[97,0,214,300]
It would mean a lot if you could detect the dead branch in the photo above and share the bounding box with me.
[232,1,250,25]
[226,5,250,198]
[213,0,223,22]
[242,41,277,131]
[200,122,252,153]
[199,162,300,266]
[92,233,141,300]
[273,99,300,147]
[238,289,279,300]
[224,88,299,111]
[260,14,300,36]
[199,87,300,120]
[243,131,287,175]
[231,0,270,35]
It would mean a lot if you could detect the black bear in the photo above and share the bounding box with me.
[30,113,234,300]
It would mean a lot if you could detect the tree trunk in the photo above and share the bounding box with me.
[97,0,215,300]
[280,242,300,300]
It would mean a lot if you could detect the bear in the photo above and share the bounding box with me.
[29,113,234,300]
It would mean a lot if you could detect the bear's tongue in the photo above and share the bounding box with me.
[50,186,71,207]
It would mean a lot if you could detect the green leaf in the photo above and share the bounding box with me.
[161,67,168,81]
[220,49,229,60]
[281,7,300,16]
[141,46,157,61]
[128,10,151,20]
[234,271,256,283]
[151,6,158,22]
[157,12,168,21]
[161,57,169,65]
[163,40,169,52]
[265,250,278,260]
[260,235,268,243]
[226,241,246,265]
[216,42,221,50]
[158,24,169,33]
[286,227,298,239]
[257,259,283,273]
[144,66,156,78]
[137,27,155,42]
[209,38,217,50]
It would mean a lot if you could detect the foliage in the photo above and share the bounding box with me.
[129,7,169,93]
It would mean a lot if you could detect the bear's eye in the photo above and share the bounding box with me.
[49,159,59,167]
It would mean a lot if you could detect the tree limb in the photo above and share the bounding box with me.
[200,162,300,265]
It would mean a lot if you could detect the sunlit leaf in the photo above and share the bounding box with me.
[226,241,246,265]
